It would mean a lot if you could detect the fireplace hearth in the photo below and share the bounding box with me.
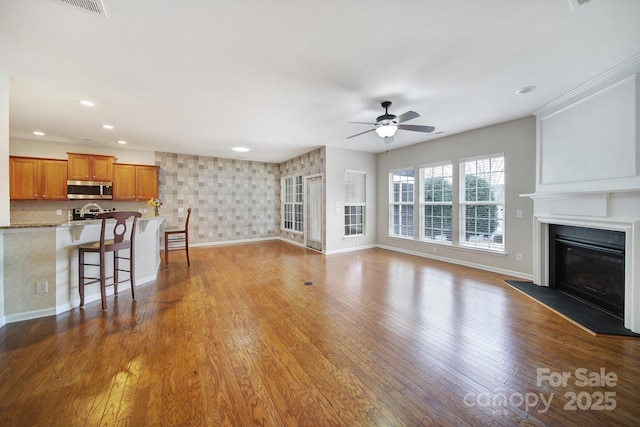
[549,225,625,319]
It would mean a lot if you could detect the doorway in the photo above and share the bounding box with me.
[306,175,323,251]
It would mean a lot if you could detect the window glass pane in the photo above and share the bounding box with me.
[390,169,415,238]
[282,175,304,232]
[391,170,414,203]
[345,171,366,236]
[460,155,505,250]
[420,162,452,243]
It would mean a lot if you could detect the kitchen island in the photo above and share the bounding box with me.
[0,216,164,324]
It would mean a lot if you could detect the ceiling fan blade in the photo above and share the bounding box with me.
[396,111,420,124]
[346,128,376,139]
[398,124,435,133]
[349,121,377,125]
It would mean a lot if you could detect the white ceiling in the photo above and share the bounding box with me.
[1,0,639,163]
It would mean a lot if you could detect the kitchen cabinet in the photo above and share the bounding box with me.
[67,153,115,181]
[113,164,159,201]
[10,157,68,200]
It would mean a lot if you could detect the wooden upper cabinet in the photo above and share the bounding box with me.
[10,157,38,200]
[10,156,68,200]
[67,153,115,181]
[136,166,159,200]
[40,160,68,200]
[113,164,159,201]
[113,164,137,200]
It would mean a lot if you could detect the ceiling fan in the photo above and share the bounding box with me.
[347,101,435,144]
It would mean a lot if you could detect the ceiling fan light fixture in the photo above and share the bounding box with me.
[375,124,397,138]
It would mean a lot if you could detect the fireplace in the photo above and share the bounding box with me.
[549,225,625,319]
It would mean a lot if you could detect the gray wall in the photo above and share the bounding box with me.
[376,116,536,278]
[325,146,377,253]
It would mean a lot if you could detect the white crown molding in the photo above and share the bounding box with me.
[534,53,640,116]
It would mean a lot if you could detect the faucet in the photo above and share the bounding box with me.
[80,203,104,218]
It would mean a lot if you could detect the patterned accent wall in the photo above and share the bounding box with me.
[155,152,280,244]
[278,148,325,245]
[156,148,325,247]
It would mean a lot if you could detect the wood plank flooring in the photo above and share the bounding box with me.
[1,241,639,426]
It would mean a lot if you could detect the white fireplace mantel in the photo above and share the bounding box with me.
[527,53,640,333]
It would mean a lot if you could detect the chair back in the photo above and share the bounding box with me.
[184,208,192,231]
[95,211,143,252]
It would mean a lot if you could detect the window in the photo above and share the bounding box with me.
[460,155,505,251]
[344,170,365,236]
[390,169,414,238]
[282,175,303,232]
[420,162,453,243]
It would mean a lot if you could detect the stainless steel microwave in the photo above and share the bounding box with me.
[67,180,113,200]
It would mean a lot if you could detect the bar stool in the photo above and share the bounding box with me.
[164,208,191,271]
[78,211,142,311]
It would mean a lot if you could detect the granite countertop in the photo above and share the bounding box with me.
[1,215,164,230]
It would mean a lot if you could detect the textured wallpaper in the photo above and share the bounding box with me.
[278,148,325,245]
[156,148,325,246]
[156,152,282,244]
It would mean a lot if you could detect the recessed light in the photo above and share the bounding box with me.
[80,100,95,107]
[117,140,127,145]
[515,86,536,95]
[102,124,114,129]
[33,131,45,136]
[232,147,250,152]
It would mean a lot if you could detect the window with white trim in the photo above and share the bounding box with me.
[420,162,453,243]
[344,170,365,236]
[282,175,303,232]
[389,168,414,238]
[460,155,505,251]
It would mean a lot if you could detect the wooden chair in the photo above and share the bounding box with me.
[164,208,191,271]
[78,211,142,311]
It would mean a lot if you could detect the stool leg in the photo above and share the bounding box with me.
[130,246,136,300]
[79,250,85,308]
[164,232,169,271]
[113,251,119,296]
[100,251,107,311]
[185,234,190,267]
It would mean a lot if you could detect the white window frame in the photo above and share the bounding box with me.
[281,175,303,233]
[459,154,505,252]
[344,170,366,237]
[420,161,453,244]
[389,168,415,238]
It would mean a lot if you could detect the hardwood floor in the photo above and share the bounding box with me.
[1,241,639,426]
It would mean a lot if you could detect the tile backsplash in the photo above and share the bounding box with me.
[10,200,149,224]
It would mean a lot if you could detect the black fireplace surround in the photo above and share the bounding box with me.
[549,225,625,319]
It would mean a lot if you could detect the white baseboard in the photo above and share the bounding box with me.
[3,274,158,326]
[5,307,58,324]
[376,244,533,281]
[325,244,377,255]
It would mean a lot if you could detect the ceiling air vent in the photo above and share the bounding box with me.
[568,0,593,10]
[50,0,108,18]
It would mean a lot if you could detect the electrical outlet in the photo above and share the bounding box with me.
[432,247,438,254]
[516,209,523,218]
[56,209,62,216]
[37,281,48,293]
[516,253,523,262]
